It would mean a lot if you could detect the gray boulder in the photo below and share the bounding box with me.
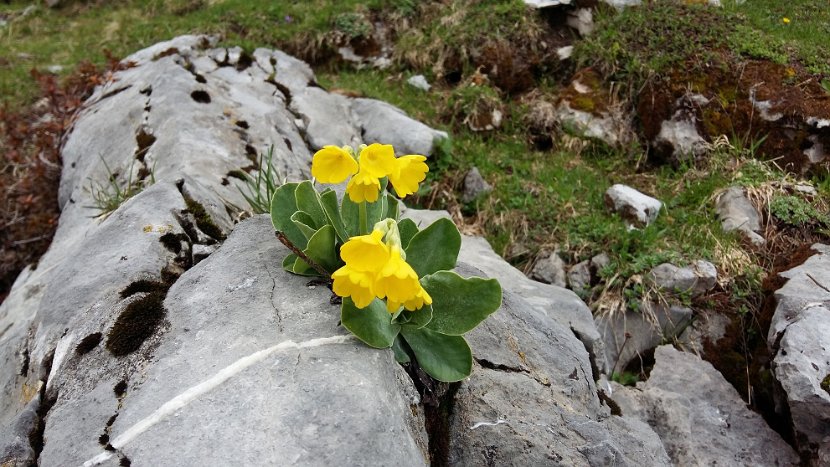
[648,260,717,298]
[604,184,662,227]
[611,346,799,466]
[767,244,830,462]
[568,259,592,294]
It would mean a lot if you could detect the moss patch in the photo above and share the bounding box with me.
[75,332,103,355]
[184,195,226,241]
[106,290,167,357]
[821,374,830,396]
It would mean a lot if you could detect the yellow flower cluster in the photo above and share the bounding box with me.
[311,143,429,203]
[332,229,432,312]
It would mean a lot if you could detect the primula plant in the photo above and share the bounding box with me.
[270,143,502,382]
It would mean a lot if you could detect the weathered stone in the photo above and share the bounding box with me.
[0,37,453,464]
[567,8,595,36]
[677,311,731,353]
[611,346,799,466]
[715,186,765,245]
[461,167,492,203]
[351,98,448,156]
[556,101,630,147]
[568,260,592,294]
[530,251,568,288]
[767,244,830,461]
[596,304,693,375]
[604,184,662,227]
[648,260,717,298]
[401,211,667,465]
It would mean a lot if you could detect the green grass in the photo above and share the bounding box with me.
[725,0,830,74]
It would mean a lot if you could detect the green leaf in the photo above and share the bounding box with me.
[405,218,461,277]
[423,271,501,335]
[400,327,471,382]
[291,256,317,276]
[282,253,298,270]
[291,211,317,239]
[294,225,339,274]
[341,298,400,349]
[341,195,360,237]
[397,305,433,330]
[320,189,349,242]
[397,218,419,249]
[294,180,326,228]
[385,194,400,221]
[391,336,411,363]
[270,182,306,249]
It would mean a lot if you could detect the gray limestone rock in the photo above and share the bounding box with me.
[604,184,662,227]
[0,36,452,465]
[530,250,568,288]
[568,260,592,294]
[461,167,492,203]
[767,244,830,461]
[648,260,717,298]
[596,304,693,376]
[351,98,448,156]
[716,186,765,245]
[611,346,799,466]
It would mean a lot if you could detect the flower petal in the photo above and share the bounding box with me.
[332,265,376,309]
[311,145,358,184]
[346,170,381,203]
[340,230,389,271]
[388,155,428,198]
[359,143,396,178]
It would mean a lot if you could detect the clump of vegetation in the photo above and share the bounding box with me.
[770,195,830,227]
[236,145,285,215]
[86,158,154,217]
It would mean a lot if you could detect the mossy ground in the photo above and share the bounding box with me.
[2,1,829,413]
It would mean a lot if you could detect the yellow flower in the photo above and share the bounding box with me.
[375,246,424,312]
[311,145,358,183]
[358,143,396,178]
[388,155,429,198]
[332,230,389,309]
[782,17,790,24]
[346,170,382,203]
[332,266,377,309]
[340,230,389,271]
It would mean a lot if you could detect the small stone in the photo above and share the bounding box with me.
[648,260,717,298]
[530,251,567,288]
[568,260,591,293]
[46,65,63,74]
[523,0,572,7]
[406,75,431,92]
[567,8,594,36]
[591,252,610,272]
[556,46,573,60]
[461,167,492,203]
[226,46,243,66]
[604,184,662,227]
[715,186,764,245]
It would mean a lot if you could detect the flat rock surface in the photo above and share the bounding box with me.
[612,345,799,466]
